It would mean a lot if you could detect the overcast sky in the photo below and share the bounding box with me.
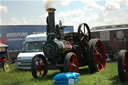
[0,0,128,31]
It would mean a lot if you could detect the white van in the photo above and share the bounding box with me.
[16,33,47,70]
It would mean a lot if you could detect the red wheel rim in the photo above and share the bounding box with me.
[35,56,47,78]
[94,40,106,71]
[69,54,79,73]
[124,52,128,80]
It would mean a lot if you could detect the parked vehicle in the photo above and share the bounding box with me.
[91,24,128,61]
[31,8,106,79]
[0,43,11,72]
[16,33,47,70]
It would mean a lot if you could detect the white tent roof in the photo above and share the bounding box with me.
[0,43,8,48]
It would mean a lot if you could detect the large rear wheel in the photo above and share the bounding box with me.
[64,52,79,73]
[118,50,128,82]
[31,54,48,79]
[88,39,106,73]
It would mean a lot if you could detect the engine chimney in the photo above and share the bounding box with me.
[46,8,56,41]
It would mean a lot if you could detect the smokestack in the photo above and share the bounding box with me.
[46,8,56,41]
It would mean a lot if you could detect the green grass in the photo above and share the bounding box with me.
[0,62,128,85]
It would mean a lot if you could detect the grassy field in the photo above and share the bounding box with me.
[0,62,128,85]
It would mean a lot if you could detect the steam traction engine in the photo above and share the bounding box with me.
[31,8,106,79]
[118,50,128,82]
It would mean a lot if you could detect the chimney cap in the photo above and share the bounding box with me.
[47,8,56,12]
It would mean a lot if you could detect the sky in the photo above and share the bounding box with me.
[0,0,128,31]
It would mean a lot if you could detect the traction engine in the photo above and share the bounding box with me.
[31,8,106,79]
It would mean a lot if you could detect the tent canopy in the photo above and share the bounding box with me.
[0,43,8,48]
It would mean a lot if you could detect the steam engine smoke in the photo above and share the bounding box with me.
[45,0,53,9]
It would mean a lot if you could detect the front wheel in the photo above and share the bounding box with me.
[3,60,11,72]
[64,52,79,73]
[31,54,48,79]
[88,39,106,73]
[118,50,128,82]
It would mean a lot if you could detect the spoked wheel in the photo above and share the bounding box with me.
[31,54,48,79]
[3,60,11,72]
[77,23,91,47]
[88,39,106,73]
[118,50,128,82]
[64,52,79,73]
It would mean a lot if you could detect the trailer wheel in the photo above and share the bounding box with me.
[3,60,11,72]
[31,54,48,79]
[64,52,79,73]
[88,39,106,73]
[118,50,128,82]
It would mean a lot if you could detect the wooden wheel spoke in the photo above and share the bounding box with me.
[95,56,99,64]
[97,47,102,52]
[69,63,73,71]
[97,61,103,69]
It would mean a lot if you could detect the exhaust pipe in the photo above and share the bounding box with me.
[46,8,56,41]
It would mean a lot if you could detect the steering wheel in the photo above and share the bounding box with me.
[77,23,91,46]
